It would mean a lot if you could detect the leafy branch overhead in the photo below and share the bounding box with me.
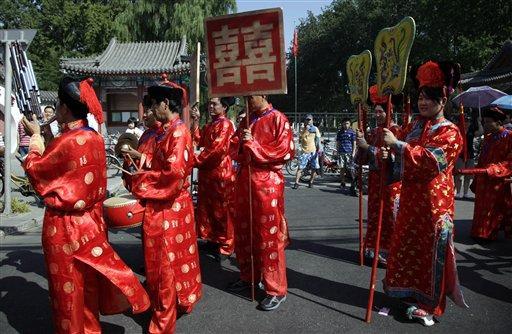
[274,0,511,115]
[0,0,236,90]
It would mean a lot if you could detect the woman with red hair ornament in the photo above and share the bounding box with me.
[381,61,468,326]
[356,85,402,265]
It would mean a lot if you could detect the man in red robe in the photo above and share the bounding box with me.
[191,97,236,259]
[356,85,401,265]
[131,85,201,333]
[122,95,160,191]
[382,61,468,326]
[22,77,150,334]
[470,106,512,241]
[228,95,294,311]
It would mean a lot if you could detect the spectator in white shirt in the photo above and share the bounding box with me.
[125,117,143,139]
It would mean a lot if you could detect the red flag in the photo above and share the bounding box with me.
[292,29,298,57]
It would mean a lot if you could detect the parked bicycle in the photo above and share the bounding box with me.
[0,154,44,206]
[104,132,122,176]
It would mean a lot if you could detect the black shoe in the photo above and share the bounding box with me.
[292,183,299,189]
[227,279,251,292]
[308,183,313,188]
[259,294,286,311]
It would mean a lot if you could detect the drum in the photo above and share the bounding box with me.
[103,194,144,229]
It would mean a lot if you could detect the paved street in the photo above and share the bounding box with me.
[1,172,511,333]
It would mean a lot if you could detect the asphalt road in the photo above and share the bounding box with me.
[1,173,511,333]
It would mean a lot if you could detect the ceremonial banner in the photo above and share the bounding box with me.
[204,8,287,97]
[374,16,416,96]
[366,16,416,323]
[346,50,372,105]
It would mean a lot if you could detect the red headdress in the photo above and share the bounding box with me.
[161,73,188,109]
[79,78,104,124]
[416,61,445,89]
[369,85,388,105]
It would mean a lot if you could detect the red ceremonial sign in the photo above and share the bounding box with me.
[204,8,287,97]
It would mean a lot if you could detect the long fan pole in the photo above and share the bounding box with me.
[357,103,364,266]
[245,97,255,302]
[365,94,392,323]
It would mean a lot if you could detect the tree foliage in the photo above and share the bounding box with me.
[115,0,236,45]
[0,0,236,90]
[275,0,512,116]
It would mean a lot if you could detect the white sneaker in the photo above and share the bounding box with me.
[406,306,435,327]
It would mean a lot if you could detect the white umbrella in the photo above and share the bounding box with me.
[0,85,23,154]
[452,86,507,108]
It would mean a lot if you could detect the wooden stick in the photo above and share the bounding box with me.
[357,103,364,266]
[244,97,255,302]
[111,164,133,176]
[126,154,140,172]
[365,94,392,323]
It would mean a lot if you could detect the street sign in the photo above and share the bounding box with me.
[204,8,287,97]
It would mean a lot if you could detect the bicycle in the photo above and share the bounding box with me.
[104,132,122,176]
[0,155,44,206]
[106,154,122,177]
[298,150,369,194]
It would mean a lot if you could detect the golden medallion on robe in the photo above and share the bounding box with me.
[63,281,74,294]
[91,246,103,257]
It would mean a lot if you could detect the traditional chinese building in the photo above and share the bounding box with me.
[40,90,58,108]
[460,40,512,94]
[60,37,190,131]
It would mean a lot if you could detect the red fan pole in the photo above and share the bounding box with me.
[365,94,392,323]
[244,97,255,302]
[357,103,364,266]
[402,96,411,129]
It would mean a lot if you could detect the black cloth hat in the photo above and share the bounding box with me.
[148,85,183,105]
[482,106,507,122]
[220,96,236,108]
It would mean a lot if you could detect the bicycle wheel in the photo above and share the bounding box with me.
[285,158,299,175]
[106,155,122,176]
[299,167,312,183]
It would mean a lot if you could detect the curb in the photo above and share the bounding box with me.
[0,214,43,238]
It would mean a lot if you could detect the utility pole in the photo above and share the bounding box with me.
[1,29,37,215]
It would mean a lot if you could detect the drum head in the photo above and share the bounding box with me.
[103,193,137,207]
[115,133,139,156]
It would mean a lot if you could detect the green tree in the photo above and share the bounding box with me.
[277,0,512,116]
[0,0,130,90]
[1,0,236,90]
[115,0,237,46]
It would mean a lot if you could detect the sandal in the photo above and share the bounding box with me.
[406,305,435,326]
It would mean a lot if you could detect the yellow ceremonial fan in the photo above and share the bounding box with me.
[374,16,416,96]
[346,50,372,105]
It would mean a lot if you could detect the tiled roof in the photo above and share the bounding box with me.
[40,90,58,104]
[60,36,189,76]
[461,40,512,86]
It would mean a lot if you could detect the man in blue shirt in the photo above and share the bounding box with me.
[336,118,357,194]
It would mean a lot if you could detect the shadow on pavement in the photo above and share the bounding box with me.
[286,267,400,321]
[456,246,512,304]
[100,322,127,333]
[0,249,47,279]
[0,276,53,333]
[288,238,360,265]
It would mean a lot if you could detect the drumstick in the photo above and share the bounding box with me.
[111,164,133,176]
[127,154,140,172]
